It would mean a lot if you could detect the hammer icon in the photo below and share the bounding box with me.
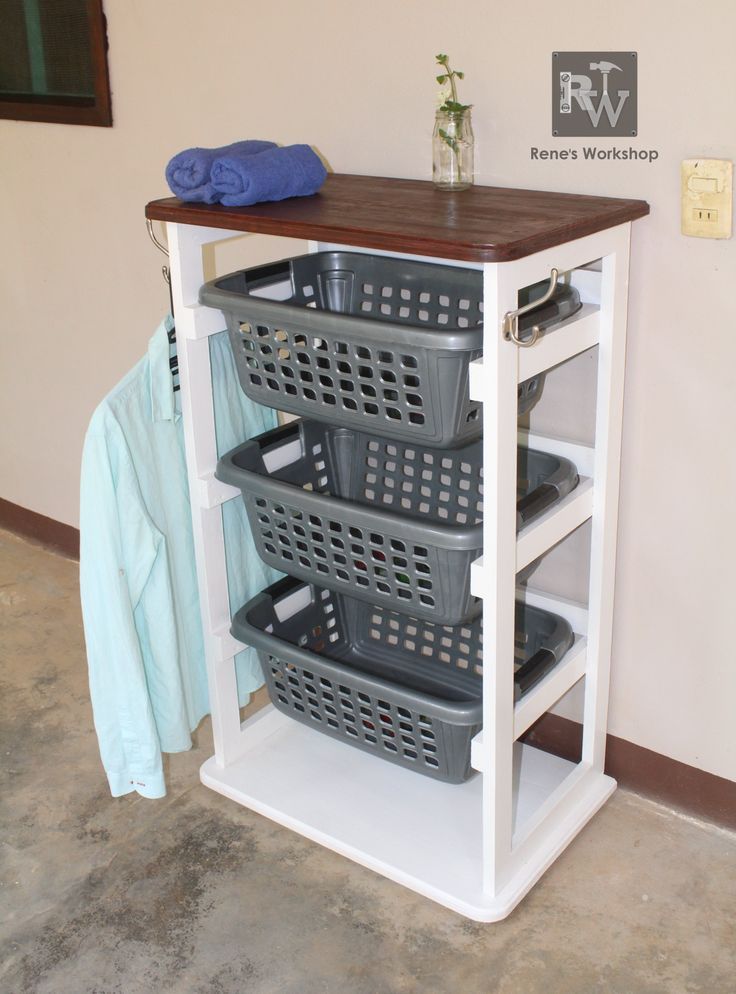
[589,61,622,96]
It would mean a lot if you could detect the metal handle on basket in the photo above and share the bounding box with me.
[503,268,559,348]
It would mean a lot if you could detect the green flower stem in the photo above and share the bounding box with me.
[434,54,472,186]
[447,66,459,105]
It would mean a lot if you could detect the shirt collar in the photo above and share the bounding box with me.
[148,315,180,423]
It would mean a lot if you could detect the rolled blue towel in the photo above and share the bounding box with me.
[165,140,277,203]
[210,144,327,207]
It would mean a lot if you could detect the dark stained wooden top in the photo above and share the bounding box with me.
[146,174,649,263]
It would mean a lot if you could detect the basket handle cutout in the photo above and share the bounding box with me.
[271,578,314,624]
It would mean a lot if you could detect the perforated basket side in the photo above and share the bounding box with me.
[220,423,484,623]
[222,307,483,447]
[218,422,579,625]
[261,651,477,783]
[245,490,476,623]
[234,580,575,783]
[238,580,481,783]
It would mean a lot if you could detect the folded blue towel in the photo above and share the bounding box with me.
[165,140,277,203]
[210,144,327,207]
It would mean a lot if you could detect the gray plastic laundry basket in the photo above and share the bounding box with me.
[216,419,579,625]
[234,577,575,783]
[199,252,582,448]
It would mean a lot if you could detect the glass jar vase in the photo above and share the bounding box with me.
[432,109,474,191]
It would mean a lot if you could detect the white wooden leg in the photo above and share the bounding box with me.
[582,224,632,771]
[481,261,521,896]
[167,222,244,767]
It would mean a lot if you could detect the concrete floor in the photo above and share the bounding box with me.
[1,528,734,994]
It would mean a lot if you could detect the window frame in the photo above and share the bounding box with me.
[0,0,112,127]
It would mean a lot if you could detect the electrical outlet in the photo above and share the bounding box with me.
[681,159,732,238]
[692,208,718,223]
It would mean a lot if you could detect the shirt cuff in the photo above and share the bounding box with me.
[107,768,167,799]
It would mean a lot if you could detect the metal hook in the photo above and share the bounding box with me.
[146,219,171,287]
[503,268,559,348]
[146,218,168,257]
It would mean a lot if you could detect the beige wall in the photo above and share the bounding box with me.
[2,0,734,780]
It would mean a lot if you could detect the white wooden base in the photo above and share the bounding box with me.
[200,706,616,922]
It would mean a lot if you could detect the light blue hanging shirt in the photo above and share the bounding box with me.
[80,317,277,799]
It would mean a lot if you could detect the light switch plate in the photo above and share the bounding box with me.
[681,159,733,238]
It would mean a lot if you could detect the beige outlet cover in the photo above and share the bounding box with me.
[681,159,733,238]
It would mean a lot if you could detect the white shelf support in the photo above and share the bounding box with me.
[517,303,599,382]
[471,305,600,397]
[513,638,587,739]
[517,429,596,479]
[184,303,228,342]
[212,623,247,665]
[515,477,593,571]
[520,586,590,636]
[194,474,240,510]
[470,637,587,770]
[470,477,594,592]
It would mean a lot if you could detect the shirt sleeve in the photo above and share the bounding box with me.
[79,416,167,799]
